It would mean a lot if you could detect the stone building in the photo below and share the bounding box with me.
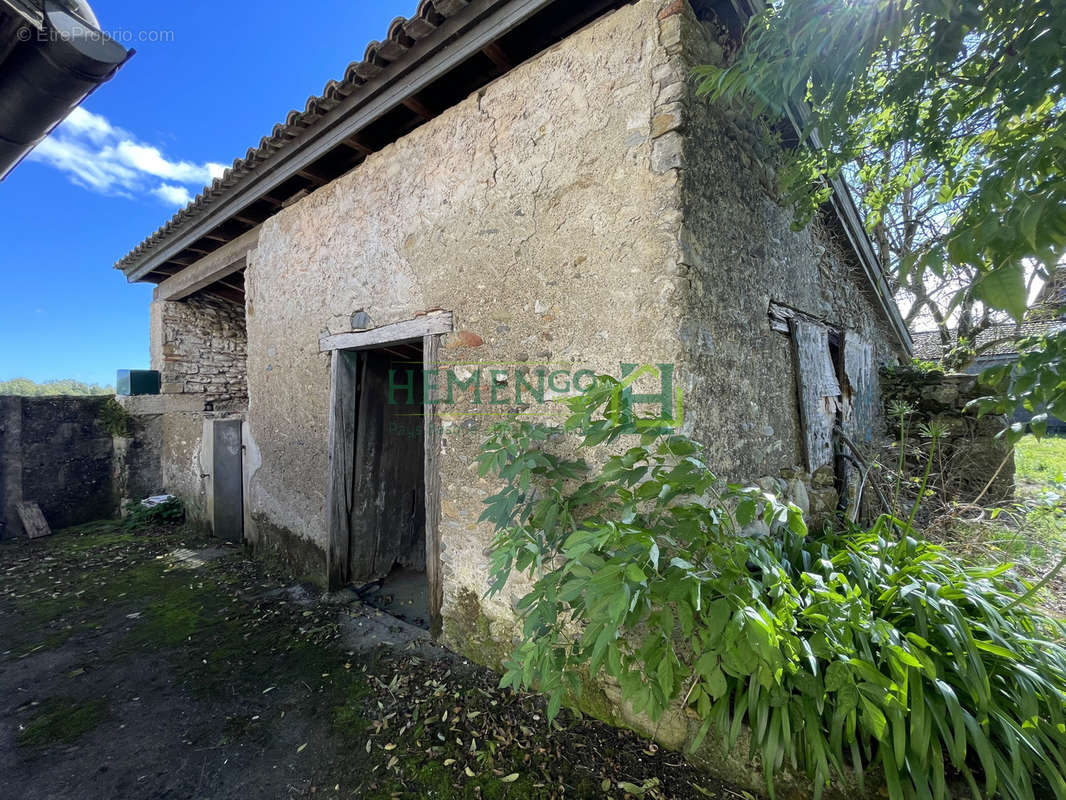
[114,0,909,780]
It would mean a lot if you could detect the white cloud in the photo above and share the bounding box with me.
[152,183,193,206]
[27,106,225,208]
[62,107,115,144]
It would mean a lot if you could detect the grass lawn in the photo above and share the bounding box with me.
[937,435,1066,616]
[1015,434,1066,494]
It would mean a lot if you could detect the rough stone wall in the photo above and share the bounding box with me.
[160,411,210,525]
[205,1,910,793]
[111,394,218,526]
[243,0,684,595]
[666,5,904,487]
[880,367,1015,504]
[112,412,163,504]
[151,294,248,404]
[0,396,117,537]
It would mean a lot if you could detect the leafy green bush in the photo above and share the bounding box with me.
[98,397,132,437]
[122,497,185,531]
[478,377,1066,800]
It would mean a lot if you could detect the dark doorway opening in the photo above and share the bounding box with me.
[348,341,429,629]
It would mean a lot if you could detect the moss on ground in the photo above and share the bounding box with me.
[2,519,727,799]
[16,697,108,748]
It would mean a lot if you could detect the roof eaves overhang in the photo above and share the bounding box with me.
[1,0,44,29]
[727,0,912,357]
[118,0,564,284]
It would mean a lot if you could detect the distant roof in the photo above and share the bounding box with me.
[1033,265,1066,310]
[911,320,1065,361]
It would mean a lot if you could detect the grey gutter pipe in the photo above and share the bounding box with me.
[0,0,132,180]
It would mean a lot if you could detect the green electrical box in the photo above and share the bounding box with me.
[116,370,160,396]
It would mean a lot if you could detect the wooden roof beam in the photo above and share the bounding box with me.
[338,135,374,156]
[154,227,260,302]
[402,96,435,120]
[216,275,245,292]
[201,285,245,305]
[296,167,329,187]
[482,41,512,70]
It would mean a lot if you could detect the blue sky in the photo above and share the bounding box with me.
[0,0,412,387]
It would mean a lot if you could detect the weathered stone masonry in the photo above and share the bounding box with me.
[151,294,247,404]
[126,1,909,793]
[0,396,117,537]
[880,367,1015,504]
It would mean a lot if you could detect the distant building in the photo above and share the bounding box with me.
[910,320,1065,372]
[910,268,1066,433]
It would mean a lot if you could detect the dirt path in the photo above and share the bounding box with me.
[0,521,746,799]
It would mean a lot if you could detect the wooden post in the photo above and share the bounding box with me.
[423,333,444,636]
[326,349,359,590]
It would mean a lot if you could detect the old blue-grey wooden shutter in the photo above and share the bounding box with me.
[789,318,841,473]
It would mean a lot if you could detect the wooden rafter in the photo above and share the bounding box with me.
[402,96,435,120]
[297,168,328,187]
[200,284,245,305]
[155,227,259,302]
[482,41,512,70]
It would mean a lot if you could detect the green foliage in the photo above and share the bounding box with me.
[1015,434,1066,490]
[909,358,945,375]
[122,497,185,531]
[479,378,1066,800]
[0,377,113,396]
[974,332,1066,443]
[696,0,1066,433]
[98,397,131,437]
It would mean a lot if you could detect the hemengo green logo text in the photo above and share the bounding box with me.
[386,362,683,427]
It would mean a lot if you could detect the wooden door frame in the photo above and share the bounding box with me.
[322,311,453,634]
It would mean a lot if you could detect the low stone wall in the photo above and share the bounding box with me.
[0,396,119,538]
[879,367,1014,504]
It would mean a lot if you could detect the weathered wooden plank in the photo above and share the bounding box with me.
[16,502,50,539]
[326,349,359,590]
[423,333,444,637]
[767,300,793,334]
[153,226,260,302]
[319,312,453,352]
[349,353,379,582]
[376,351,425,575]
[842,332,876,445]
[790,318,841,473]
[346,350,426,580]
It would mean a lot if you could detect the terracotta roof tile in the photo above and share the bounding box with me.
[114,0,478,275]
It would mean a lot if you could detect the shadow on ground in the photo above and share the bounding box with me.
[0,520,747,800]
